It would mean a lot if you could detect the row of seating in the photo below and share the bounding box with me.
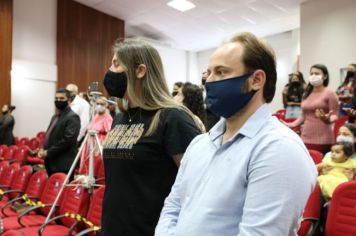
[0,166,104,235]
[273,109,350,138]
[299,150,356,236]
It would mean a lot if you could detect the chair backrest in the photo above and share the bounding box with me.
[333,115,349,141]
[308,149,323,165]
[59,181,89,227]
[325,181,356,236]
[0,145,8,157]
[273,109,286,120]
[0,161,9,180]
[18,137,30,146]
[28,137,40,150]
[12,146,28,164]
[298,184,321,236]
[0,163,20,187]
[25,170,48,198]
[86,186,105,227]
[2,145,18,160]
[36,131,46,144]
[39,173,66,215]
[95,159,105,185]
[8,165,32,199]
[78,155,103,176]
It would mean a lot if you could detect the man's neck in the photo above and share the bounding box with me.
[223,99,263,143]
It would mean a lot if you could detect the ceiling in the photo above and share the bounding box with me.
[74,0,308,52]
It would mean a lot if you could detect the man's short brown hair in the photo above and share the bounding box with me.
[229,32,277,103]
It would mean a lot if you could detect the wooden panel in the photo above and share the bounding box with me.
[57,0,124,94]
[0,0,13,106]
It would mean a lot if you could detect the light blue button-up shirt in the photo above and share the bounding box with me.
[155,104,317,236]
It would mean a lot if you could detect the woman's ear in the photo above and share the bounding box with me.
[250,70,266,91]
[136,64,147,79]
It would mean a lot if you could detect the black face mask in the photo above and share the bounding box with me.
[55,101,68,110]
[172,91,178,97]
[103,70,127,98]
[290,81,301,87]
[346,70,355,80]
[70,95,76,102]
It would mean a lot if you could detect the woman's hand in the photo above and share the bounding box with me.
[343,108,356,117]
[315,109,332,122]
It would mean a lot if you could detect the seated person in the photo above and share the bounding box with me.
[324,123,356,160]
[317,141,356,199]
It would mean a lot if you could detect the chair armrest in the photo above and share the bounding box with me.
[18,203,58,227]
[76,227,101,236]
[38,214,78,236]
[0,195,36,217]
[0,189,23,199]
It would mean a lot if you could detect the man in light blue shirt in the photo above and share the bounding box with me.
[155,32,317,236]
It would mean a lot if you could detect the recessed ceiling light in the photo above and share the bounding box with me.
[167,0,196,12]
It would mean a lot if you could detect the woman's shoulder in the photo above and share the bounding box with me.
[324,87,338,95]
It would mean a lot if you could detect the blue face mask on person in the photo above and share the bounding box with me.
[205,73,256,118]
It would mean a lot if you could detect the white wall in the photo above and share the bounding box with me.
[196,30,300,113]
[151,42,200,93]
[11,0,57,138]
[300,0,356,91]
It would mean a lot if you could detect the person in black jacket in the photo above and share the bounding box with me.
[38,88,80,175]
[0,104,16,146]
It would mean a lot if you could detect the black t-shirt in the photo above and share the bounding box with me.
[101,107,201,236]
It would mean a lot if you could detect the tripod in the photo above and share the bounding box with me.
[44,90,104,224]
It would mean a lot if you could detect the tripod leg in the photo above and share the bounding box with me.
[44,133,90,224]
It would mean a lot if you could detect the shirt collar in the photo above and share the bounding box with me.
[208,104,271,142]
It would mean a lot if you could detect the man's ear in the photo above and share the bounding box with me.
[250,70,266,91]
[136,64,147,79]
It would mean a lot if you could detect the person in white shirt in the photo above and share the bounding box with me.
[66,83,90,143]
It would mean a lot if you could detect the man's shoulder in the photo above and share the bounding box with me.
[253,117,307,154]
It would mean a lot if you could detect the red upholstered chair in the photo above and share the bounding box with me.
[28,138,40,151]
[4,181,90,236]
[76,185,105,236]
[284,117,301,134]
[14,137,20,146]
[95,159,105,185]
[0,165,32,204]
[2,145,18,162]
[298,185,321,236]
[0,170,48,217]
[78,155,103,177]
[18,138,30,146]
[0,163,21,191]
[36,132,46,145]
[0,144,8,157]
[333,115,349,141]
[0,161,10,180]
[0,173,66,233]
[308,149,323,165]
[324,181,356,236]
[273,109,286,120]
[11,146,29,165]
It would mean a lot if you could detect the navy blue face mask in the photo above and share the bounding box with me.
[205,73,256,118]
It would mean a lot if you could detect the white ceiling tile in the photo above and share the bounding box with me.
[74,0,301,51]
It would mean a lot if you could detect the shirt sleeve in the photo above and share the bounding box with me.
[327,90,339,123]
[162,108,201,157]
[238,138,317,236]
